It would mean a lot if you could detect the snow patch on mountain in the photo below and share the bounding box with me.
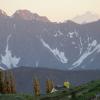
[72,41,76,45]
[40,39,68,63]
[1,34,20,69]
[70,40,100,70]
[54,30,63,37]
[67,32,74,38]
[78,35,83,55]
[67,31,79,38]
[0,65,5,70]
[90,40,97,47]
[67,31,83,54]
[35,61,39,68]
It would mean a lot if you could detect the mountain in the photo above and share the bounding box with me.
[72,12,100,24]
[12,10,50,22]
[0,10,100,70]
[0,9,7,17]
[11,67,100,93]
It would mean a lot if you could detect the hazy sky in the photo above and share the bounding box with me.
[0,0,100,22]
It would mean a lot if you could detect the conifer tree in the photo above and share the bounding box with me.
[33,78,40,96]
[46,79,54,93]
[0,70,4,93]
[3,71,11,94]
[51,80,54,90]
[9,71,16,93]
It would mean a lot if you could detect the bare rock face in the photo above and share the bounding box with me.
[12,9,50,22]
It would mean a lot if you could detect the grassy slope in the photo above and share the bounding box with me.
[42,80,100,100]
[0,94,34,100]
[0,80,100,100]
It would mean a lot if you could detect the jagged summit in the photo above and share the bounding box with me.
[0,9,8,17]
[72,12,100,24]
[12,9,50,22]
[72,11,100,24]
[64,20,79,25]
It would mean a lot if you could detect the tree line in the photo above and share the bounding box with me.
[0,70,16,94]
[0,70,54,96]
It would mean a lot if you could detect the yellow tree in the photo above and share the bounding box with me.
[0,70,4,93]
[3,71,11,94]
[9,71,16,93]
[46,79,54,94]
[33,78,40,96]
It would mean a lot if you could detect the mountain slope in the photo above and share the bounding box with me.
[41,80,100,100]
[0,10,100,70]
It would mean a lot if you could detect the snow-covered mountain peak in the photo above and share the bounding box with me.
[72,12,100,24]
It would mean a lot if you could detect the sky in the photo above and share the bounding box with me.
[0,0,100,22]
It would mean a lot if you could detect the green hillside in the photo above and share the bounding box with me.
[41,80,100,100]
[0,94,40,100]
[0,80,100,100]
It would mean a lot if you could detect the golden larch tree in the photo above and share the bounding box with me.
[46,79,54,94]
[9,71,16,93]
[33,78,40,96]
[3,71,11,94]
[0,70,4,93]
